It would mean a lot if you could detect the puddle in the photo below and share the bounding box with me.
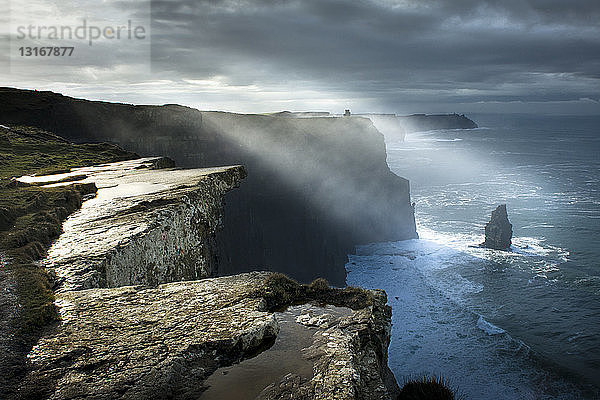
[87,182,169,204]
[200,303,352,399]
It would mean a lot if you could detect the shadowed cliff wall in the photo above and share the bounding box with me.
[0,88,417,285]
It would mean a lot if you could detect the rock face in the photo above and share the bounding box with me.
[483,204,513,250]
[16,272,398,400]
[16,158,246,291]
[0,87,417,285]
[258,293,398,400]
[5,155,398,399]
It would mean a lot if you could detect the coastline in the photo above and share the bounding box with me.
[367,115,600,399]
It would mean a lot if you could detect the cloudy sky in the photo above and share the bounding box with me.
[3,0,600,114]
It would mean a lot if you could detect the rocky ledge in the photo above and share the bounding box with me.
[17,158,246,291]
[16,272,397,400]
[2,126,399,399]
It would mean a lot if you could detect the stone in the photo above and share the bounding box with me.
[16,273,398,400]
[483,204,513,250]
[20,157,246,291]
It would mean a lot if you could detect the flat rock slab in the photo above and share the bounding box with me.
[19,272,278,400]
[16,272,396,400]
[19,158,246,291]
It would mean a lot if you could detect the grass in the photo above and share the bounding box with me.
[0,125,137,182]
[0,124,138,338]
[256,273,375,311]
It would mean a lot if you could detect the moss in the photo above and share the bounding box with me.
[0,125,138,183]
[0,124,137,339]
[257,273,374,312]
[6,263,58,337]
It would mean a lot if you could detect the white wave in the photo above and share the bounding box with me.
[477,316,506,335]
[345,245,580,399]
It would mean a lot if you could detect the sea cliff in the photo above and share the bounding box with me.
[397,113,478,132]
[0,127,398,399]
[0,87,418,285]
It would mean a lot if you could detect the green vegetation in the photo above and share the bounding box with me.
[0,125,137,338]
[257,273,375,311]
[0,125,137,182]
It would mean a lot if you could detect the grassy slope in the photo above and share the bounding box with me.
[0,125,138,337]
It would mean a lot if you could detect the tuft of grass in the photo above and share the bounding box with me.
[256,273,374,311]
[398,377,458,400]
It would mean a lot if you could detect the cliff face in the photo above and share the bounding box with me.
[0,87,417,285]
[17,158,246,291]
[1,128,398,399]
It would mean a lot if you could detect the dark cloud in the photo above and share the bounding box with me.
[146,0,600,112]
[4,0,598,113]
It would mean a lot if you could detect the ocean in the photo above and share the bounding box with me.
[346,114,600,399]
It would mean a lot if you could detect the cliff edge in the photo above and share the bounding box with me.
[18,158,246,291]
[17,273,398,400]
[1,127,398,399]
[398,113,478,133]
[0,87,418,285]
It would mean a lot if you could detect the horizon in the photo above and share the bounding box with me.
[1,0,599,115]
[3,85,600,117]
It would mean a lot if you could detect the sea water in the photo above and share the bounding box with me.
[346,114,600,399]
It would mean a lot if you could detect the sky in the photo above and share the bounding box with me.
[2,0,600,114]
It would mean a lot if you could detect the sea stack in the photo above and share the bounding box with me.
[483,204,513,250]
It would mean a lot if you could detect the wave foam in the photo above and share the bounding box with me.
[477,316,506,335]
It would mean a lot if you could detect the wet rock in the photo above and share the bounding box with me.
[33,158,246,291]
[16,273,398,400]
[259,291,399,400]
[483,204,513,250]
[17,273,278,400]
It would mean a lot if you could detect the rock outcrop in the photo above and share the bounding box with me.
[1,125,399,399]
[0,87,418,285]
[258,292,398,400]
[16,158,246,291]
[15,272,397,400]
[483,204,513,250]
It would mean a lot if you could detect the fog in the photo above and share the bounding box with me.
[198,112,416,246]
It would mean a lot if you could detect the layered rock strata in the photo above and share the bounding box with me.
[0,87,418,285]
[16,158,246,291]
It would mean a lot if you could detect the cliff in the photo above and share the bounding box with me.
[0,87,418,285]
[397,113,478,132]
[0,131,398,399]
[18,158,246,291]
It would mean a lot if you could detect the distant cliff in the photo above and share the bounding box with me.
[398,113,478,132]
[0,87,418,285]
